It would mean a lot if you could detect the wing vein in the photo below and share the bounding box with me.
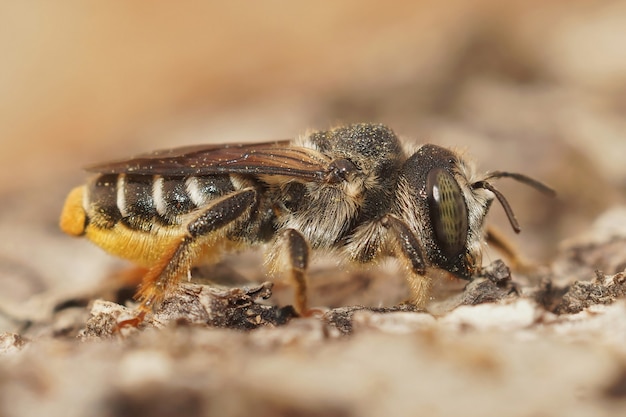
[86,141,331,182]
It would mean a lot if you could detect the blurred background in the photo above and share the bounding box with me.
[0,0,625,310]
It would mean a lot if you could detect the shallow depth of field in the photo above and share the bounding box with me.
[1,2,625,416]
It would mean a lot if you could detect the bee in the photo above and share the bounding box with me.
[60,123,554,320]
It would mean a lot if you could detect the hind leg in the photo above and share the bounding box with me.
[122,189,258,326]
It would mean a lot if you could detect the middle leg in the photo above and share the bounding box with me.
[267,228,310,315]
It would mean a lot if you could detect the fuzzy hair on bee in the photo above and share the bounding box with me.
[60,123,555,320]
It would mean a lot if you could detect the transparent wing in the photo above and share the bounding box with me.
[86,141,332,181]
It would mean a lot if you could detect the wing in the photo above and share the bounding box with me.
[86,140,333,181]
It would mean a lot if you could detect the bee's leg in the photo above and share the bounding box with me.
[132,189,257,318]
[485,226,529,271]
[285,229,310,316]
[381,215,430,308]
[268,229,310,316]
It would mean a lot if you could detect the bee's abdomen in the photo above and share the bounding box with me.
[87,174,121,229]
[85,173,235,230]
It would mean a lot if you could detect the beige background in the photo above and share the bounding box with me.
[1,1,625,416]
[2,0,625,255]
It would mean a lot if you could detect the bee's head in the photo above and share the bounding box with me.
[397,144,555,279]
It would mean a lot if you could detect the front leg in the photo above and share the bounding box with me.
[381,214,431,308]
[485,226,531,272]
[134,189,258,315]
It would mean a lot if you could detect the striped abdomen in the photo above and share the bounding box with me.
[84,173,236,231]
[59,173,246,266]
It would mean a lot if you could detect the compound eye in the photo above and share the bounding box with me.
[426,168,468,259]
